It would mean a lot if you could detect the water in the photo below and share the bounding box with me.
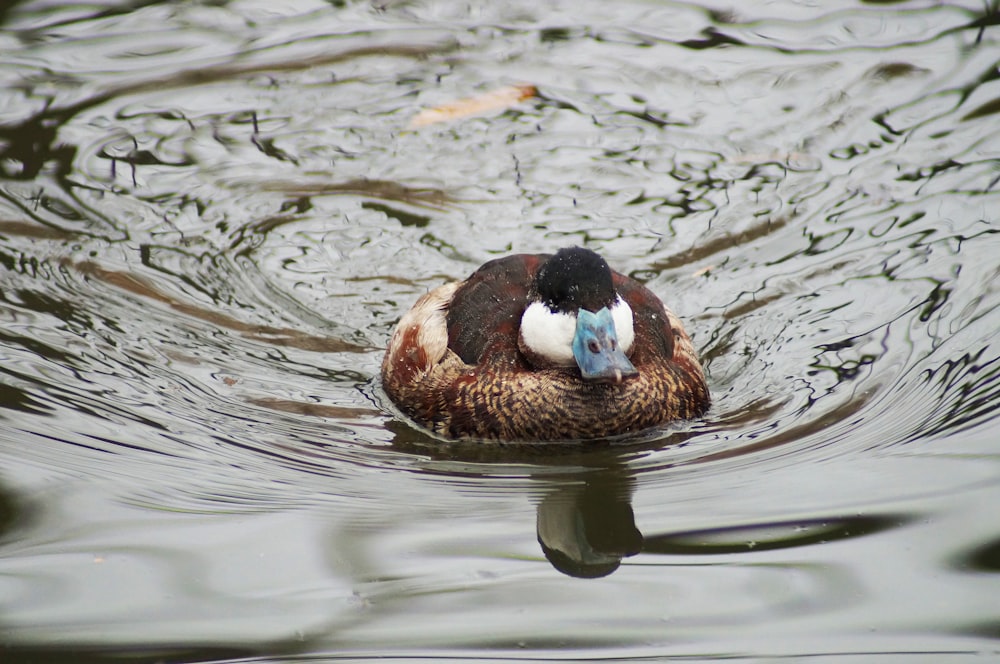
[1,0,999,661]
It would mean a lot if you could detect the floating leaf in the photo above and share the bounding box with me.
[409,84,537,127]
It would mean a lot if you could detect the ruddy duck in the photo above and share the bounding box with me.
[381,247,709,440]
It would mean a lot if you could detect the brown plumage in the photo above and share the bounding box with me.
[381,249,709,441]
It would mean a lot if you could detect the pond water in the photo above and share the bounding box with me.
[1,0,1000,661]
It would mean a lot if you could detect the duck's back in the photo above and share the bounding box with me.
[446,253,549,367]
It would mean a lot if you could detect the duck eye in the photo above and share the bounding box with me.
[588,340,600,353]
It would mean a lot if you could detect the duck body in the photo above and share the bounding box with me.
[381,248,709,441]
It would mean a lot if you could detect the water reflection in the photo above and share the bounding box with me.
[642,514,908,556]
[956,535,1000,574]
[0,480,37,548]
[534,460,910,578]
[0,37,456,182]
[536,466,642,578]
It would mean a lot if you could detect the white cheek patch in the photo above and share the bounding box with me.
[611,298,634,354]
[520,301,577,366]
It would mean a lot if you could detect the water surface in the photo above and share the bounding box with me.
[1,0,999,661]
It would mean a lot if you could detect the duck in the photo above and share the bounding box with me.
[381,247,709,441]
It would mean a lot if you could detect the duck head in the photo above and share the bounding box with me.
[519,247,638,384]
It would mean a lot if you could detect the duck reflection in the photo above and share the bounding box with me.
[387,423,650,577]
[535,467,641,578]
[533,463,908,578]
[388,425,906,578]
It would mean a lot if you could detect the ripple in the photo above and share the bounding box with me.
[1,0,1000,660]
